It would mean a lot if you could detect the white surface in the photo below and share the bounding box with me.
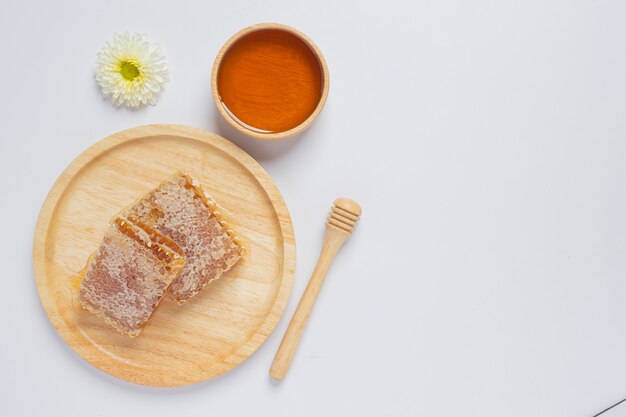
[1,0,625,416]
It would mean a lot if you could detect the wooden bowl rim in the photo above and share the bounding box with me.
[211,22,330,141]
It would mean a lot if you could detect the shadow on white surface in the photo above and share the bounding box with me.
[210,108,317,161]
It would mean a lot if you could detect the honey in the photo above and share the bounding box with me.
[115,217,183,263]
[69,255,93,292]
[216,28,324,134]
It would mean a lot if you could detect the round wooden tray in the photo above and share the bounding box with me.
[33,124,295,386]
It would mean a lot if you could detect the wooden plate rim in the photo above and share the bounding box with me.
[32,124,296,386]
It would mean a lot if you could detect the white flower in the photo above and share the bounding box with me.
[95,32,168,108]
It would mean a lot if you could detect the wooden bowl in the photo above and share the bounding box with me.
[211,23,330,141]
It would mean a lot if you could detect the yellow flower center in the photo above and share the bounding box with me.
[119,60,141,81]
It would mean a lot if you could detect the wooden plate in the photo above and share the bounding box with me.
[33,124,296,386]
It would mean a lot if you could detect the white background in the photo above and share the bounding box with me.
[1,0,625,416]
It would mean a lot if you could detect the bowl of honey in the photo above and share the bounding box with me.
[211,23,329,141]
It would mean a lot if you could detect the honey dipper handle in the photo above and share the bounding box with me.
[269,227,350,381]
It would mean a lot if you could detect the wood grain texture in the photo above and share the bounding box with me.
[270,198,361,380]
[33,124,296,387]
[211,23,330,141]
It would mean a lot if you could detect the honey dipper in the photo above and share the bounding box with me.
[270,198,362,380]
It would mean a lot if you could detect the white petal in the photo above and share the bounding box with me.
[94,32,168,109]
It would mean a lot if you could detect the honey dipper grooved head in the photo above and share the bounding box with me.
[327,198,362,233]
[334,198,362,217]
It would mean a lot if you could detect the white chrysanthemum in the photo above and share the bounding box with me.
[95,33,168,108]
